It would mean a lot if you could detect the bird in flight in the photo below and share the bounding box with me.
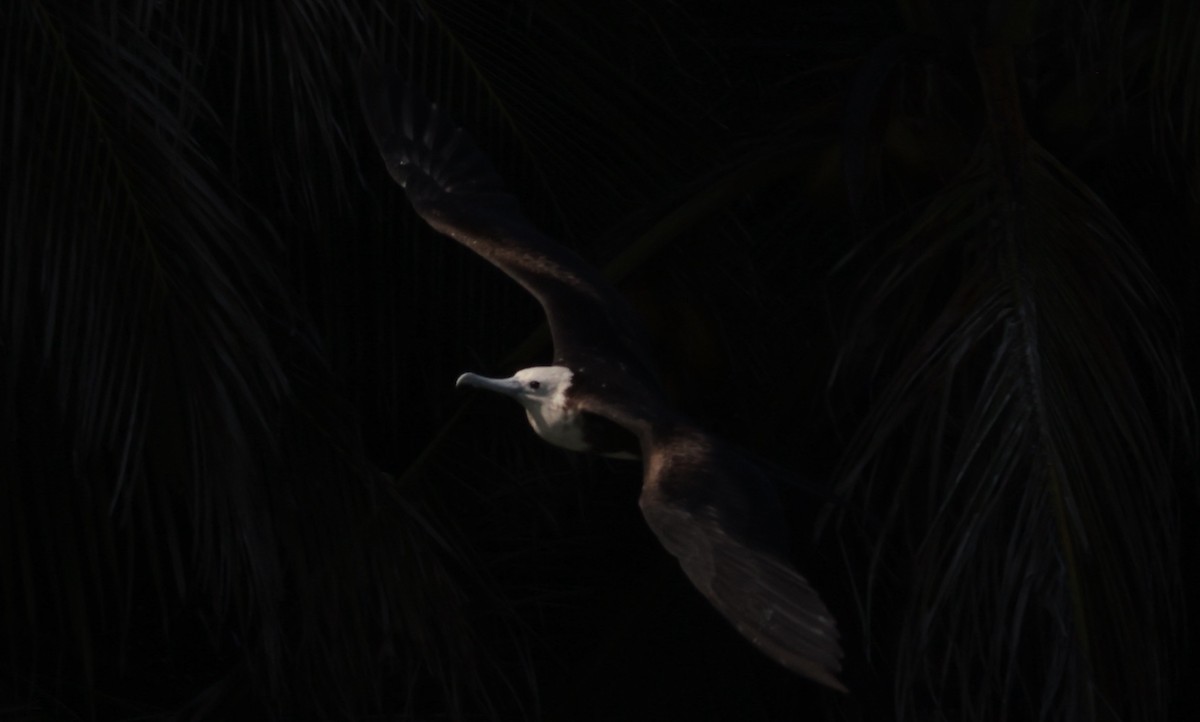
[359,67,845,691]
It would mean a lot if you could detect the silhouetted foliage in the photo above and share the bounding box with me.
[2,0,1195,719]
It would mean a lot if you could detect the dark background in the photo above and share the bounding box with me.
[3,1,1197,720]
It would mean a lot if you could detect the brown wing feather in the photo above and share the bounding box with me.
[358,66,657,383]
[361,66,842,689]
[639,428,845,691]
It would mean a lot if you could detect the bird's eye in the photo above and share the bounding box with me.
[528,380,541,390]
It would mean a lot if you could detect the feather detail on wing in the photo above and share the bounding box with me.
[358,65,658,385]
[639,428,845,692]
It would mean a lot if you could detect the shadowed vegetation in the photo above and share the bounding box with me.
[2,0,1196,719]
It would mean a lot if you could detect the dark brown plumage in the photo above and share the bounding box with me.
[360,65,844,691]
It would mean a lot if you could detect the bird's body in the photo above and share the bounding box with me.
[360,67,845,691]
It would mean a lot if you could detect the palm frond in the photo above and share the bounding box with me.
[6,1,1197,719]
[1145,0,1200,171]
[2,2,523,717]
[834,66,1191,722]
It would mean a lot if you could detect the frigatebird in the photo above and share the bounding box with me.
[359,68,845,691]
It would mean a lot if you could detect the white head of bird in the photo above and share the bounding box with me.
[456,366,588,452]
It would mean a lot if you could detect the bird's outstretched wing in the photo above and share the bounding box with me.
[638,427,845,692]
[361,66,843,691]
[358,66,657,383]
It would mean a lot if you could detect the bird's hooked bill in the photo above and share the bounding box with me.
[456,372,522,396]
